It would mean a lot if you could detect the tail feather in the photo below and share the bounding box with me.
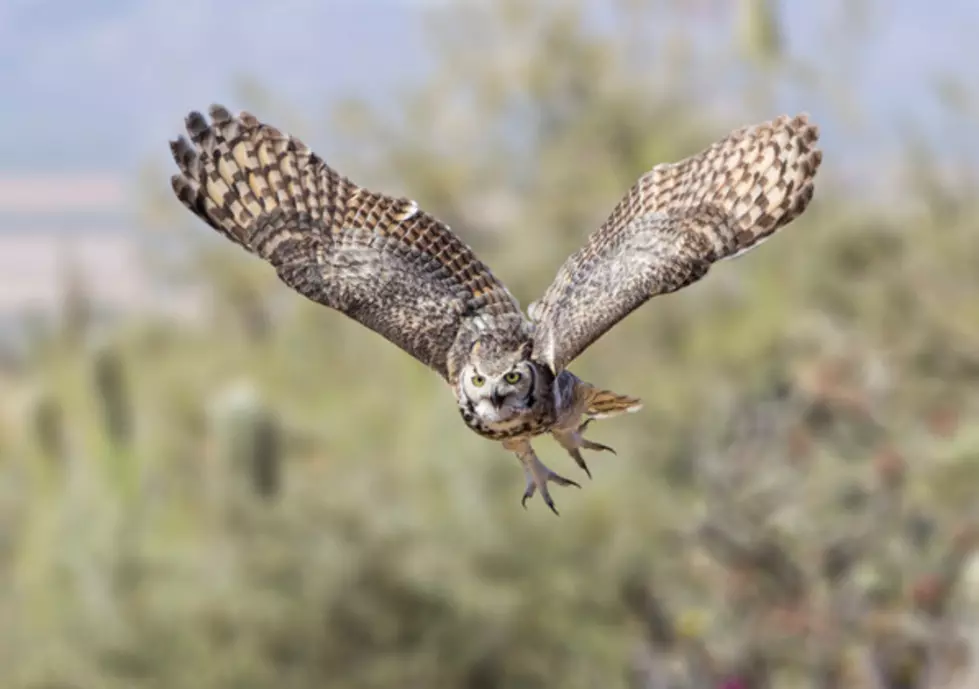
[585,388,643,420]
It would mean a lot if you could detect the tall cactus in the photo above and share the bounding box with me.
[31,391,67,467]
[92,344,133,448]
[58,252,92,349]
[737,0,782,67]
[209,380,282,502]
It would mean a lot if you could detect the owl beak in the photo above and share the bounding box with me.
[491,390,507,409]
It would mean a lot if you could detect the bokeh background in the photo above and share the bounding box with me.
[2,0,979,687]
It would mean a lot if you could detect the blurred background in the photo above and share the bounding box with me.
[2,0,979,687]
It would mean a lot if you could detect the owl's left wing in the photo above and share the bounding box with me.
[169,104,523,383]
[531,114,822,374]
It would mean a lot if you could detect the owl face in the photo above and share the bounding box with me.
[458,356,540,425]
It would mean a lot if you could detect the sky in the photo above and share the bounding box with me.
[0,0,428,170]
[0,0,975,318]
[0,0,976,180]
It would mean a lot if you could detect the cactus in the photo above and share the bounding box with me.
[209,380,282,502]
[737,0,781,67]
[249,409,281,499]
[58,253,92,348]
[92,344,133,448]
[31,391,66,467]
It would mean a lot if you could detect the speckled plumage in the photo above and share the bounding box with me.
[530,114,822,374]
[169,105,822,514]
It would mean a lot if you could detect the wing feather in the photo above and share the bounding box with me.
[531,114,822,373]
[169,104,522,382]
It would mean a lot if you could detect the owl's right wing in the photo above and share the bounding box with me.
[169,104,522,382]
[530,114,822,374]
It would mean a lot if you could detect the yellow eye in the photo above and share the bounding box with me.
[504,371,522,384]
[471,374,486,387]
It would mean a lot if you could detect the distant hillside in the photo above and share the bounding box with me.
[0,173,131,234]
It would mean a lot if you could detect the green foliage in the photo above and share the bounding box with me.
[3,1,979,687]
[738,0,782,67]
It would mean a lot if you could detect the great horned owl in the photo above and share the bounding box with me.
[169,104,821,514]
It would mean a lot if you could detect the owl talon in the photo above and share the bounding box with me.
[581,438,616,455]
[521,484,536,508]
[542,492,559,515]
[553,425,616,478]
[567,447,593,479]
[577,419,616,455]
[515,447,579,515]
[521,464,537,507]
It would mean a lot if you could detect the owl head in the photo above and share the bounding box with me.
[457,336,544,425]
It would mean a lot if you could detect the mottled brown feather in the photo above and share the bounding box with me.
[169,104,522,382]
[531,114,822,373]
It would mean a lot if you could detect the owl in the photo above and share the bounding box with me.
[169,104,822,514]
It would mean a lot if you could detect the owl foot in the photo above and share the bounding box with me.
[503,438,580,515]
[552,423,617,480]
[520,454,580,515]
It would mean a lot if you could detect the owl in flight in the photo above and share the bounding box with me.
[169,104,821,514]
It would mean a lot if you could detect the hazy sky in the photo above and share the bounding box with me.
[0,0,974,310]
[0,0,976,175]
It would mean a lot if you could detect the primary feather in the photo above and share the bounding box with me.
[169,104,522,382]
[530,113,822,373]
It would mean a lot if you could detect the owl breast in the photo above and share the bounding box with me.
[458,401,555,440]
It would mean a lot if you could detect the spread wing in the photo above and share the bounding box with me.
[530,114,822,373]
[169,104,522,382]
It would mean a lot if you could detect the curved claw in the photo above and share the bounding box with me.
[549,473,581,489]
[568,447,593,479]
[543,494,559,516]
[521,472,536,508]
[581,438,616,455]
[517,447,579,514]
[553,423,617,478]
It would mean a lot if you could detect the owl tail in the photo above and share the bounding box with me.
[585,388,643,420]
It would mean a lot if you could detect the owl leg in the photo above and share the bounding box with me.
[503,438,580,515]
[552,420,617,479]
